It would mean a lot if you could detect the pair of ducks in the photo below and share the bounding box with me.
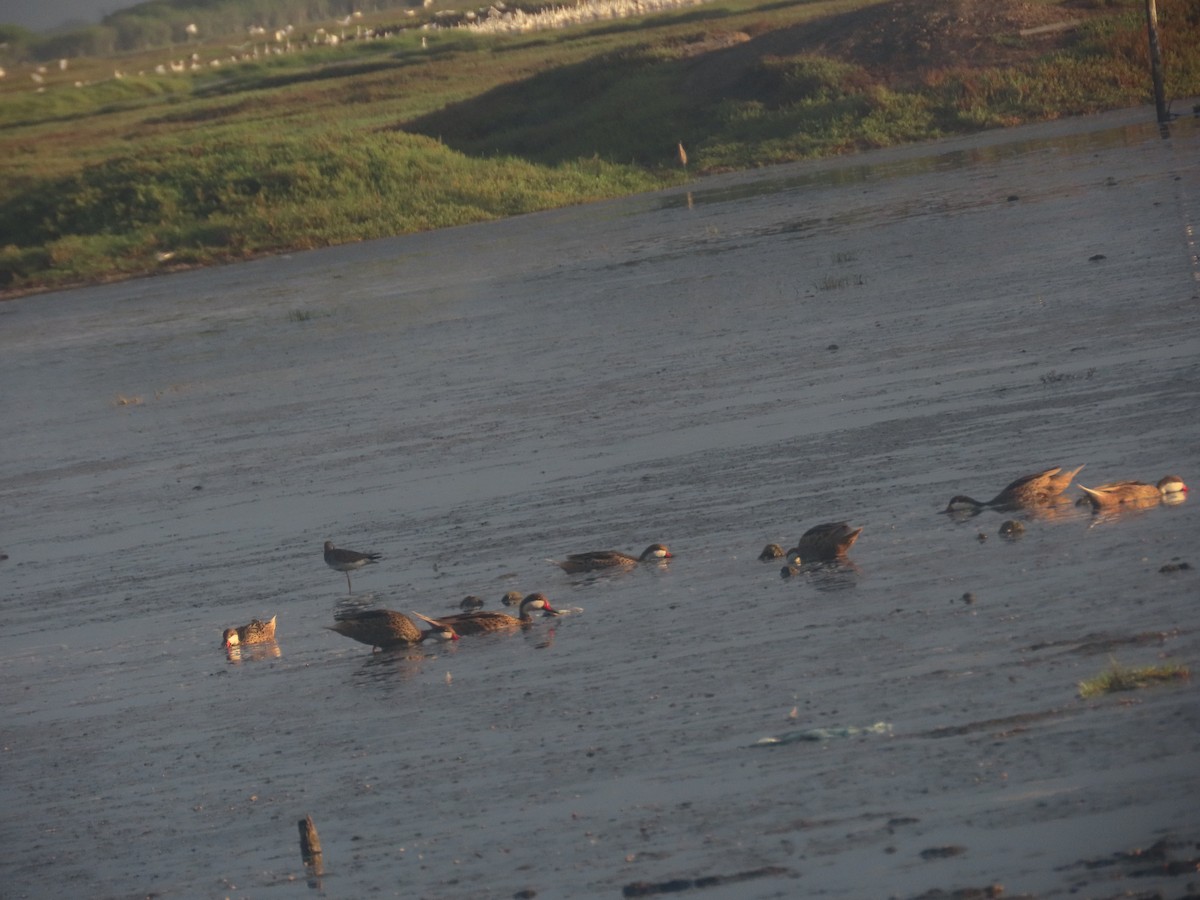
[330,592,561,651]
[944,465,1187,513]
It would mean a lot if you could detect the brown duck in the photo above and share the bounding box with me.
[553,544,672,574]
[1077,475,1187,510]
[323,540,382,594]
[945,465,1085,512]
[786,523,863,563]
[222,615,277,648]
[328,609,458,651]
[412,592,560,636]
[758,543,785,562]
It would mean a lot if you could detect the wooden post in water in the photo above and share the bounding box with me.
[1143,0,1168,124]
[299,814,324,880]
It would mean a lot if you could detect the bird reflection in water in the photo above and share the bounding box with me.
[352,646,452,687]
[780,557,861,592]
[225,641,281,664]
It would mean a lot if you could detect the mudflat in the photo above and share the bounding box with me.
[0,105,1197,898]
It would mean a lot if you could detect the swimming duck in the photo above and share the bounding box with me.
[553,544,672,574]
[323,540,382,594]
[222,615,277,648]
[1077,475,1187,510]
[759,543,784,562]
[945,465,1085,513]
[327,608,458,651]
[500,590,524,607]
[786,523,863,562]
[412,592,560,636]
[459,595,485,611]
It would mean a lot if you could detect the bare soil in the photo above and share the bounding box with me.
[685,0,1109,95]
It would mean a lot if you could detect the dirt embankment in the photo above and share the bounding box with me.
[684,0,1109,96]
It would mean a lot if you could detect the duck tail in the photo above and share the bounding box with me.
[410,610,449,627]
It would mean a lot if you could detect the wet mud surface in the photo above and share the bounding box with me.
[2,106,1199,898]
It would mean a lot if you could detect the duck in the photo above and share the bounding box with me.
[1077,475,1187,510]
[758,543,784,562]
[323,540,382,594]
[553,544,672,574]
[327,608,458,651]
[411,592,560,636]
[222,615,277,648]
[500,590,524,607]
[945,465,1085,513]
[786,523,862,562]
[459,595,485,611]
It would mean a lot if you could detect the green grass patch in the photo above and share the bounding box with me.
[2,0,1199,295]
[1078,658,1190,698]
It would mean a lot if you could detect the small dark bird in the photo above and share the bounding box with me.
[323,540,382,594]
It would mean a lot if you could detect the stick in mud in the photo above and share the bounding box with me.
[299,814,323,873]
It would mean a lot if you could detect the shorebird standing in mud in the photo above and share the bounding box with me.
[323,540,382,594]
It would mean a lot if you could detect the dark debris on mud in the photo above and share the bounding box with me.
[1055,836,1200,891]
[622,865,795,896]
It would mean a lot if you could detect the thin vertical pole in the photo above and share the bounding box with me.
[1144,0,1168,123]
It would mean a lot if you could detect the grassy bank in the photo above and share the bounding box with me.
[2,0,1198,297]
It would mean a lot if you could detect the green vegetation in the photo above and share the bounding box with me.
[2,0,1199,296]
[1,1,423,60]
[1078,658,1190,698]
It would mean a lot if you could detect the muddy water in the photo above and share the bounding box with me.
[2,106,1198,899]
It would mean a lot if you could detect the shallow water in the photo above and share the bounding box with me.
[2,106,1199,899]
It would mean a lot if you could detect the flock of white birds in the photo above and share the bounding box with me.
[453,0,714,34]
[4,0,715,91]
